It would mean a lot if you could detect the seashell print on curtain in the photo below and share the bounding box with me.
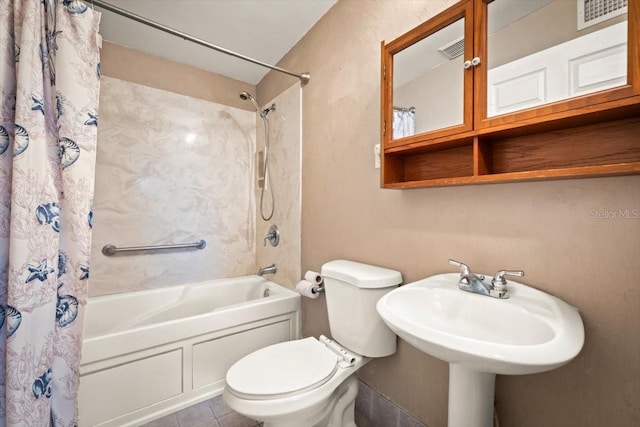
[0,0,101,425]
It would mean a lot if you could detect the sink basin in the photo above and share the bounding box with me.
[376,273,584,375]
[376,273,584,427]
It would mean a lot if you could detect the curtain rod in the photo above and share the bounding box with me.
[393,106,415,113]
[91,0,310,85]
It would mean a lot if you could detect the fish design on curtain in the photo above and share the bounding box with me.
[0,0,101,425]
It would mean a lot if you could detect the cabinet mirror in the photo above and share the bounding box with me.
[486,0,628,117]
[381,0,639,189]
[392,17,465,140]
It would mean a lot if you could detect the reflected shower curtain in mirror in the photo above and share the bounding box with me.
[0,0,100,425]
[392,108,415,139]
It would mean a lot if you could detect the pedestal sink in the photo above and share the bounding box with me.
[376,273,584,427]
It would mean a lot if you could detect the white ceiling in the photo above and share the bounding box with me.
[95,0,337,85]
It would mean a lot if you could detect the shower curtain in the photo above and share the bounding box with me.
[392,109,415,139]
[0,0,100,425]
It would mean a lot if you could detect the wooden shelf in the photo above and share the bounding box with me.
[384,162,640,190]
[481,117,640,174]
[382,115,640,188]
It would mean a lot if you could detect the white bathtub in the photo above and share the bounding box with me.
[78,276,301,427]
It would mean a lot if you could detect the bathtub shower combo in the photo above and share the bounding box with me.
[83,76,296,425]
[78,276,300,426]
[81,83,295,424]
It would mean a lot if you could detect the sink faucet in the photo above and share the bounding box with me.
[258,263,277,276]
[448,259,524,299]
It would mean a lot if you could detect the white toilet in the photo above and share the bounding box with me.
[223,259,402,427]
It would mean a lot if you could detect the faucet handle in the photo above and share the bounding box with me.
[448,259,471,276]
[492,270,524,288]
[449,259,471,283]
[263,225,280,247]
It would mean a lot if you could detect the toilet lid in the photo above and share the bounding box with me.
[226,337,339,399]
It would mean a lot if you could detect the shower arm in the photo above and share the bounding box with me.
[91,0,310,85]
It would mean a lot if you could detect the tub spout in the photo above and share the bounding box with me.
[258,263,277,276]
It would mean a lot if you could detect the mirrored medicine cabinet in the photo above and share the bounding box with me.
[381,0,640,189]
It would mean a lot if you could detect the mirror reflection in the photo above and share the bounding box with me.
[392,18,465,139]
[487,0,628,117]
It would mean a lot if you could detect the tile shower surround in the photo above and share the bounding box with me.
[90,77,257,296]
[255,83,302,288]
[142,380,425,427]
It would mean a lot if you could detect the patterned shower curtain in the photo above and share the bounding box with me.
[0,0,100,425]
[392,109,415,139]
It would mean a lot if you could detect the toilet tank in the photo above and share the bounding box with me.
[321,260,402,357]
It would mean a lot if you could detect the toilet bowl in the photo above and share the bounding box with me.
[223,337,366,427]
[223,260,402,427]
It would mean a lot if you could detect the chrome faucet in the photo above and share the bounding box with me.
[258,263,277,276]
[448,259,524,299]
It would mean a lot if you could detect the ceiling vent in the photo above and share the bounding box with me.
[438,36,465,60]
[578,0,627,30]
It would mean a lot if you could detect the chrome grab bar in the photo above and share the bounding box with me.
[102,239,206,256]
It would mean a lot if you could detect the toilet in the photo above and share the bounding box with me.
[223,259,402,427]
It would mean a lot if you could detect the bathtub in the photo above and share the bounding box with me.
[78,276,301,427]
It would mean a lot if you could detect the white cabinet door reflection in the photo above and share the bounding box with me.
[488,22,627,117]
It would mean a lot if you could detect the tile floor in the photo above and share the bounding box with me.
[142,379,425,427]
[141,395,259,427]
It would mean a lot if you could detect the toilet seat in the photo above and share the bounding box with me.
[226,337,339,400]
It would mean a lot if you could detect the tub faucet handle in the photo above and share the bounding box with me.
[263,225,280,247]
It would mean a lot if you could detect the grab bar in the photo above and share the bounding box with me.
[102,239,207,256]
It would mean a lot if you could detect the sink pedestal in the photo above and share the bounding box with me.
[376,273,585,427]
[448,365,495,427]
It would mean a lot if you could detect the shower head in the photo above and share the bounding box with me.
[239,91,261,114]
[239,91,274,118]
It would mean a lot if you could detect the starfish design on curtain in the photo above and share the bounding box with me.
[25,259,55,283]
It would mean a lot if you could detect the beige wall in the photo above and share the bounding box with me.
[101,41,256,110]
[258,1,640,426]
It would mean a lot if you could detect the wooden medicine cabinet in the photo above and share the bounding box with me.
[381,0,640,188]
